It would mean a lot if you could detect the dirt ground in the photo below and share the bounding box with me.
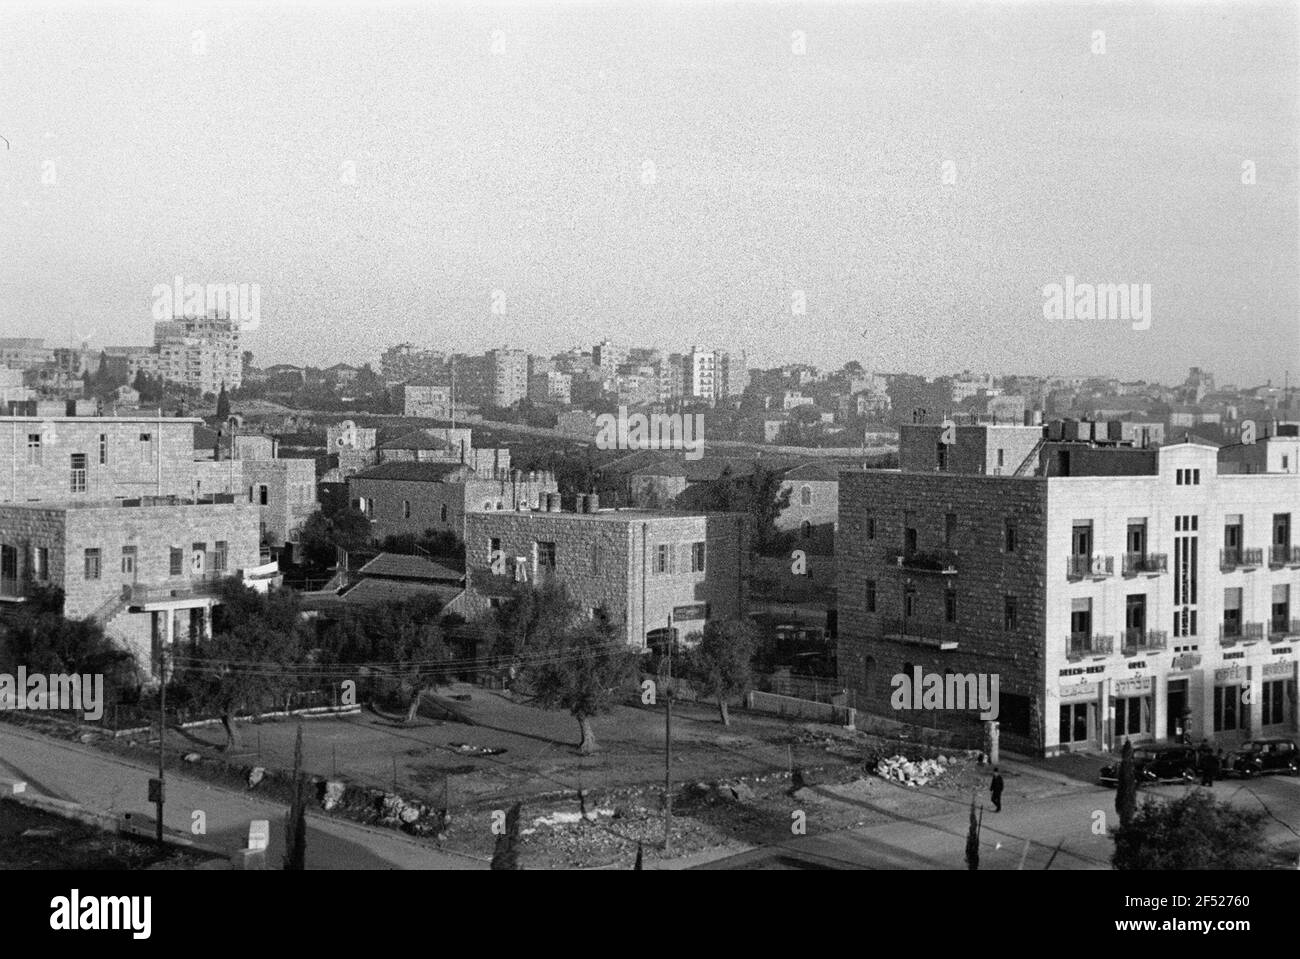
[105,683,1038,867]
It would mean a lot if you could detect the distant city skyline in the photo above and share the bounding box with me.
[2,2,1296,386]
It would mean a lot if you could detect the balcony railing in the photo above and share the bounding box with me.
[1270,545,1300,567]
[1269,617,1300,640]
[1220,548,1264,570]
[1067,632,1113,659]
[1122,628,1168,654]
[880,617,961,650]
[1220,621,1263,646]
[126,573,229,606]
[0,576,26,600]
[1066,555,1114,579]
[1122,553,1167,576]
[890,548,959,574]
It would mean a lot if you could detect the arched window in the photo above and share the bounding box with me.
[440,504,448,522]
[801,520,811,539]
[800,485,812,506]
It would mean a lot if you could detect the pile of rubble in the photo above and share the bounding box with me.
[873,754,950,788]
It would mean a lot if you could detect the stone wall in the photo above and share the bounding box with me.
[462,510,748,647]
[0,416,201,503]
[837,470,1049,752]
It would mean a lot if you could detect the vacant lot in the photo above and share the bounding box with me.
[164,684,865,809]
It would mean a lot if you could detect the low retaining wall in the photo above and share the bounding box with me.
[746,690,855,727]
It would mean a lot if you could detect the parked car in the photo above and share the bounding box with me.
[1099,744,1199,786]
[1225,739,1300,778]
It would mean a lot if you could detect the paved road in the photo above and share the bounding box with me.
[0,724,486,870]
[700,761,1300,869]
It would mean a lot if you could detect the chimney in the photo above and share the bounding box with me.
[547,492,562,513]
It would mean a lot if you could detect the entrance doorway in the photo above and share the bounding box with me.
[1166,678,1189,740]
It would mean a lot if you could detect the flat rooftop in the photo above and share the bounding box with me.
[472,507,739,523]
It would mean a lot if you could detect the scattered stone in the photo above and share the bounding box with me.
[247,766,265,788]
[322,780,346,811]
[183,752,201,763]
[873,754,948,788]
[21,828,60,839]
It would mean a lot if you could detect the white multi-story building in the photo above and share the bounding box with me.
[685,347,717,403]
[144,313,242,395]
[838,422,1300,757]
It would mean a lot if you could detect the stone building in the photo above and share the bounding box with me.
[347,462,558,543]
[400,380,453,418]
[0,498,266,681]
[837,422,1300,756]
[0,413,204,503]
[460,502,749,648]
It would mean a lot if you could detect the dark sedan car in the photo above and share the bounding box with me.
[1099,744,1199,786]
[1225,739,1300,778]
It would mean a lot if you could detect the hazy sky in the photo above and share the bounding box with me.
[2,0,1297,385]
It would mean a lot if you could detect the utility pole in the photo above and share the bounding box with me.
[155,645,167,847]
[664,612,674,854]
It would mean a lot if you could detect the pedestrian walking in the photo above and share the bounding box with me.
[990,768,1004,813]
[1200,749,1219,786]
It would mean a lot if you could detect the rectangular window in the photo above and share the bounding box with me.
[258,485,269,506]
[489,537,501,565]
[83,548,101,580]
[866,511,876,539]
[944,589,957,623]
[99,433,107,466]
[1071,521,1093,556]
[32,546,48,581]
[191,542,206,574]
[1223,587,1242,637]
[1070,597,1092,652]
[1004,519,1017,553]
[691,541,706,573]
[403,500,411,519]
[26,433,41,466]
[1114,696,1149,736]
[865,580,876,613]
[1004,595,1018,631]
[213,541,228,572]
[996,448,1005,468]
[1213,685,1242,732]
[121,546,136,575]
[1125,594,1147,632]
[944,513,957,548]
[537,541,556,569]
[1262,680,1286,726]
[1273,583,1291,633]
[70,453,87,493]
[139,432,152,462]
[169,547,183,577]
[656,543,669,574]
[903,511,917,556]
[1126,519,1147,555]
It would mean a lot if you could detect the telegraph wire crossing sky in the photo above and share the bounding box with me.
[0,1,1296,384]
